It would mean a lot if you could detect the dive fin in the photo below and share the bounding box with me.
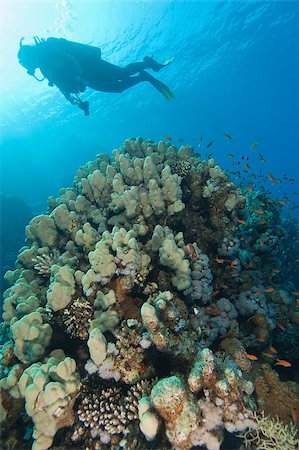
[141,71,175,100]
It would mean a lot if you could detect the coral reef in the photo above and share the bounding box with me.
[0,137,298,450]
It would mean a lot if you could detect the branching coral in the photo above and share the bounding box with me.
[239,410,299,450]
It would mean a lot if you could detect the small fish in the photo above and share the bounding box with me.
[257,220,267,225]
[246,186,254,191]
[186,243,197,259]
[260,240,265,247]
[253,209,265,215]
[256,337,266,343]
[193,307,199,315]
[272,269,281,273]
[244,353,258,361]
[206,306,221,316]
[164,135,172,141]
[269,346,277,353]
[231,259,238,266]
[263,288,275,293]
[211,290,220,297]
[178,137,185,142]
[291,291,299,296]
[251,142,259,150]
[224,133,232,140]
[277,323,286,331]
[256,289,261,296]
[258,152,266,162]
[267,173,275,182]
[262,352,274,358]
[275,359,292,368]
[206,141,214,148]
[237,219,246,224]
[291,409,298,423]
[214,257,225,264]
[245,162,251,169]
[230,273,239,278]
[227,153,234,158]
[221,284,229,289]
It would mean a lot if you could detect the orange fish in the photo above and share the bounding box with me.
[221,284,229,289]
[253,209,265,215]
[256,289,261,296]
[246,186,254,191]
[275,359,292,368]
[186,243,197,259]
[164,135,172,141]
[224,133,232,140]
[263,288,275,293]
[237,219,246,224]
[256,336,266,343]
[214,257,225,264]
[272,269,280,273]
[231,260,238,266]
[267,173,275,182]
[257,220,267,225]
[262,352,274,358]
[211,290,220,297]
[269,346,277,353]
[291,409,298,423]
[244,353,258,361]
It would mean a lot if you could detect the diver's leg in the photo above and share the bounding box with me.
[101,74,146,92]
[104,71,175,100]
[122,56,174,76]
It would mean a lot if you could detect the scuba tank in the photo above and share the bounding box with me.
[45,37,102,64]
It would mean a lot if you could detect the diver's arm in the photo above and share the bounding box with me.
[59,89,89,115]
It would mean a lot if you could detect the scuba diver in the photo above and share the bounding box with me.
[18,36,175,115]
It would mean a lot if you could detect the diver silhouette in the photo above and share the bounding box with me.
[18,37,175,115]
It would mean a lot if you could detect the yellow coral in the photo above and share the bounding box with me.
[239,410,299,450]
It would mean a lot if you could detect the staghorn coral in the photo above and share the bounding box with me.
[239,410,299,450]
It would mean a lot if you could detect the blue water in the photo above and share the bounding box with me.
[0,0,298,264]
